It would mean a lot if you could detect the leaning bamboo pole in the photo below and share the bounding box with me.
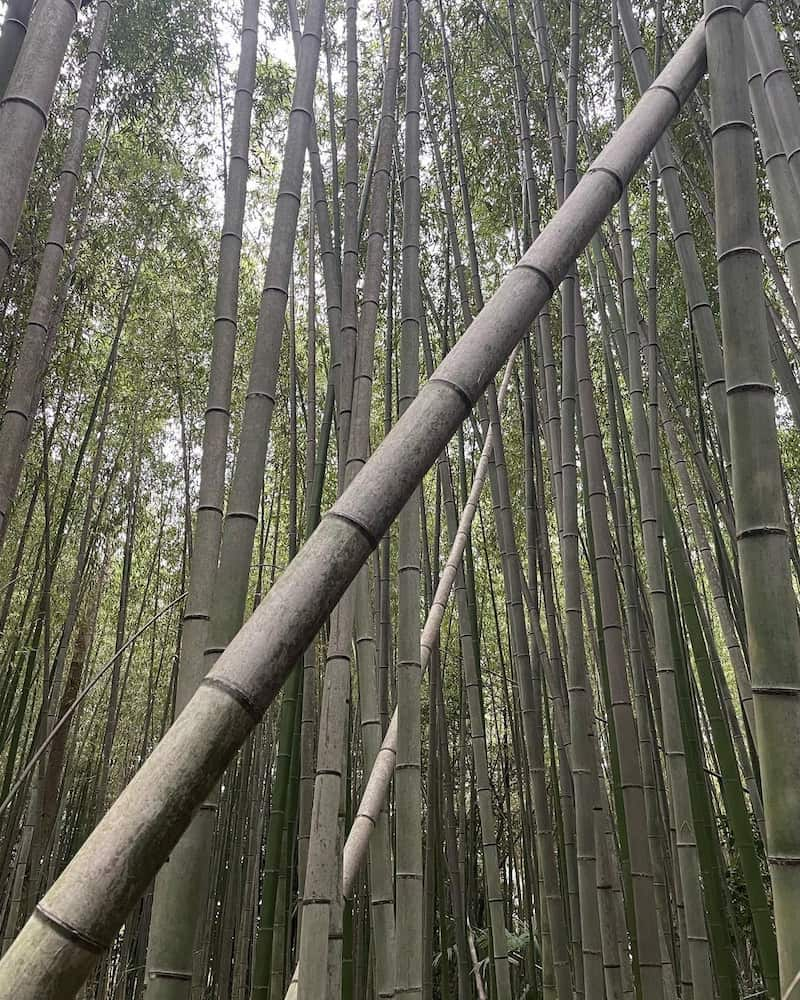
[0,14,748,997]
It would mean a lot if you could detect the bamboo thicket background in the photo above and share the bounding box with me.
[0,0,800,997]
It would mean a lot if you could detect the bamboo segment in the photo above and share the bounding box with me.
[296,1,403,994]
[0,0,32,98]
[0,0,80,290]
[746,0,800,193]
[707,2,800,995]
[616,0,731,466]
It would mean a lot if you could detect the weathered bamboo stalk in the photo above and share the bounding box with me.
[0,0,32,102]
[142,2,261,993]
[0,0,112,553]
[395,0,423,992]
[295,1,403,993]
[0,0,80,289]
[707,1,800,994]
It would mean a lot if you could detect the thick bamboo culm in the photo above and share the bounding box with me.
[707,1,800,994]
[0,5,760,997]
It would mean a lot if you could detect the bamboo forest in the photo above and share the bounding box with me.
[3,0,800,996]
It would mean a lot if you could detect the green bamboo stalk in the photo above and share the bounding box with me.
[0,0,79,294]
[395,0,423,988]
[706,2,800,993]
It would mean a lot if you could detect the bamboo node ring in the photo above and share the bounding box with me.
[35,904,104,953]
[201,676,261,722]
[0,93,49,125]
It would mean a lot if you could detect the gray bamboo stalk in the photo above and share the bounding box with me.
[620,173,715,991]
[377,193,394,736]
[561,283,605,994]
[0,0,112,553]
[557,6,606,989]
[443,452,515,1000]
[618,150,715,1000]
[353,567,396,997]
[660,411,761,804]
[298,196,318,913]
[745,37,800,320]
[432,21,569,987]
[0,19,731,997]
[295,0,348,922]
[285,0,348,968]
[529,0,564,523]
[0,0,80,289]
[745,0,800,193]
[334,0,360,472]
[142,2,260,994]
[706,2,800,993]
[616,0,731,466]
[0,0,32,99]
[395,0,423,992]
[284,348,519,1000]
[609,14,717,995]
[431,12,570,988]
[574,291,665,999]
[296,1,403,993]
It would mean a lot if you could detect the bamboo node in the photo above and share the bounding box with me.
[710,119,752,138]
[588,165,625,200]
[0,93,49,126]
[326,508,379,549]
[516,260,556,296]
[35,903,104,953]
[201,675,261,722]
[226,510,259,522]
[704,3,741,21]
[763,65,789,87]
[650,83,681,109]
[427,374,475,410]
[146,969,192,981]
[726,381,774,396]
[750,683,800,695]
[717,244,761,263]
